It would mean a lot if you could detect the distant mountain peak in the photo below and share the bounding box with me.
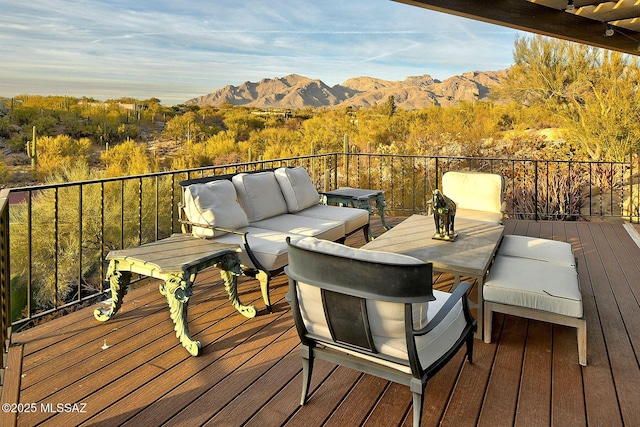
[185,70,507,109]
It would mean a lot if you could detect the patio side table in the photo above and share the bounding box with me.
[94,234,254,356]
[320,187,390,239]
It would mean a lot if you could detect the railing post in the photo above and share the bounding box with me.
[0,189,11,383]
[534,160,539,221]
[343,135,349,187]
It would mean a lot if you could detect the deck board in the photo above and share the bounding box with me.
[2,216,640,426]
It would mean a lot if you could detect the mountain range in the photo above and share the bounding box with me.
[185,70,508,110]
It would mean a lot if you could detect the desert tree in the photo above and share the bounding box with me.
[496,34,640,161]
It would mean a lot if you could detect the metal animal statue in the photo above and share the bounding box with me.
[432,189,456,240]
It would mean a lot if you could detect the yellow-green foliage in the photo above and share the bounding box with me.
[36,135,92,180]
[497,35,640,161]
[9,161,175,311]
[100,139,153,177]
[0,160,10,183]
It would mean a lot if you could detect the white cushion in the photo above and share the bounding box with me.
[484,255,582,318]
[213,226,303,271]
[182,180,249,238]
[297,284,466,373]
[498,235,576,267]
[275,167,320,213]
[294,204,369,234]
[442,171,504,214]
[250,214,345,242]
[293,238,468,371]
[455,208,504,224]
[232,172,288,222]
[294,236,424,265]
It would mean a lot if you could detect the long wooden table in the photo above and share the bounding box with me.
[94,234,255,356]
[362,214,504,339]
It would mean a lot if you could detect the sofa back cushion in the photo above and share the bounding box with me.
[232,171,289,222]
[442,171,504,214]
[275,167,320,213]
[183,179,249,238]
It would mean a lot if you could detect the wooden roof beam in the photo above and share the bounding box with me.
[392,0,640,55]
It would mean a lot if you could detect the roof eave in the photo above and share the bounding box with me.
[393,0,640,56]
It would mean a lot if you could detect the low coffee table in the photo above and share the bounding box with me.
[320,187,390,238]
[94,234,254,356]
[362,214,504,339]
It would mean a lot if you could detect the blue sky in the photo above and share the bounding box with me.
[0,0,521,105]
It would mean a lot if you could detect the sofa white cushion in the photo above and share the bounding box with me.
[275,167,320,213]
[484,255,582,318]
[251,214,345,242]
[498,235,576,267]
[232,172,288,222]
[183,180,249,238]
[213,226,303,271]
[294,204,369,234]
[442,171,504,217]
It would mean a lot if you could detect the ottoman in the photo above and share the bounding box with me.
[484,236,587,366]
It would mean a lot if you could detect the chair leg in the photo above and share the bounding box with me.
[466,332,475,364]
[300,345,313,405]
[577,319,587,366]
[362,223,371,241]
[410,378,424,427]
[484,303,493,344]
[256,270,272,313]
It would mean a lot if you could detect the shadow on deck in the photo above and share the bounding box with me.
[2,216,640,426]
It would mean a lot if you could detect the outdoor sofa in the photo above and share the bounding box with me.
[180,166,370,312]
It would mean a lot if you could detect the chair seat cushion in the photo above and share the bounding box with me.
[484,255,582,318]
[293,237,466,372]
[498,235,576,267]
[294,204,369,234]
[301,288,467,374]
[250,214,345,242]
[455,208,503,224]
[213,226,303,271]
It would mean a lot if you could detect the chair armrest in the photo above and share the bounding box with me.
[412,281,472,336]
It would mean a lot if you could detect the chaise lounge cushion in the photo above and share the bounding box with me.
[183,180,249,238]
[498,235,576,267]
[232,171,289,222]
[484,254,582,318]
[292,237,467,370]
[275,167,320,213]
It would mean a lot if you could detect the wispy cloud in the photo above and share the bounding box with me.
[0,0,519,104]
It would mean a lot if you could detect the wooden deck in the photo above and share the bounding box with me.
[2,217,640,426]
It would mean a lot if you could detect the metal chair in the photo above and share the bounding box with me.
[285,237,476,426]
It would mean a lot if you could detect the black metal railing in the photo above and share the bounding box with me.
[0,152,638,384]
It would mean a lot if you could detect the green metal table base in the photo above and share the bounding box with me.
[94,235,253,356]
[321,187,391,239]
